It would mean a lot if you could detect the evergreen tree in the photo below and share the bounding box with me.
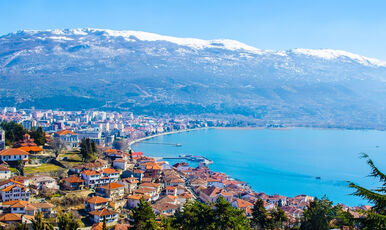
[299,196,334,230]
[173,200,215,230]
[270,207,288,230]
[213,196,250,230]
[0,121,26,146]
[30,126,46,145]
[15,222,29,230]
[331,205,354,230]
[80,138,97,162]
[16,160,25,176]
[131,198,159,230]
[251,199,269,229]
[32,211,54,230]
[57,212,80,230]
[348,153,386,230]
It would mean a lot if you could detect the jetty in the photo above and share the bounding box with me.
[141,142,182,147]
[152,155,213,166]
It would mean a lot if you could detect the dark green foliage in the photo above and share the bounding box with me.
[0,121,26,146]
[270,207,288,229]
[32,211,54,230]
[131,198,159,230]
[173,197,249,230]
[348,153,386,230]
[112,139,127,151]
[251,199,269,229]
[15,222,29,230]
[80,138,97,162]
[173,200,215,230]
[57,212,80,230]
[16,160,25,176]
[214,196,250,230]
[102,216,107,230]
[331,205,354,229]
[29,126,46,145]
[300,196,334,230]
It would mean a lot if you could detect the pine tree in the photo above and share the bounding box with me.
[32,211,54,230]
[299,196,334,230]
[251,199,269,229]
[57,212,80,230]
[80,138,96,162]
[173,200,215,230]
[213,196,250,230]
[270,207,288,230]
[15,222,29,230]
[131,198,159,230]
[348,153,386,230]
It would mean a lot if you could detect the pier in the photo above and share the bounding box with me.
[152,155,213,166]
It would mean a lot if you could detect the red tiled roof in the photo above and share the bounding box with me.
[89,208,118,217]
[99,182,124,190]
[103,168,119,174]
[0,148,30,156]
[63,175,84,183]
[86,196,109,204]
[55,130,77,135]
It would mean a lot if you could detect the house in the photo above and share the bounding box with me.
[199,186,221,203]
[138,183,162,194]
[1,200,55,217]
[89,208,118,223]
[112,159,128,170]
[1,184,30,202]
[132,187,159,201]
[121,177,139,194]
[173,162,189,171]
[96,182,124,199]
[53,130,78,148]
[232,198,253,216]
[13,134,43,154]
[62,175,84,190]
[80,170,105,188]
[102,168,120,183]
[0,213,31,224]
[177,192,193,205]
[152,202,179,216]
[165,186,177,196]
[0,165,11,180]
[165,178,185,187]
[126,195,150,209]
[0,149,29,162]
[30,176,59,190]
[85,196,109,211]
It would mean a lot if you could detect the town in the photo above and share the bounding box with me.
[0,107,374,229]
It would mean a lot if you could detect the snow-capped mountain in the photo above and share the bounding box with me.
[1,28,386,128]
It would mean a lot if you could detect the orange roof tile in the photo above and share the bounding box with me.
[103,168,119,174]
[63,175,84,183]
[86,196,109,204]
[99,182,124,190]
[55,130,77,135]
[89,208,118,217]
[0,148,30,156]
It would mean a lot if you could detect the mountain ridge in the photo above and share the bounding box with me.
[1,28,386,129]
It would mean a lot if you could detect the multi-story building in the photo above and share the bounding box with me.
[0,149,29,162]
[0,128,5,150]
[1,184,30,201]
[53,130,78,148]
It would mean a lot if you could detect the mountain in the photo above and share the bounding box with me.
[1,28,386,128]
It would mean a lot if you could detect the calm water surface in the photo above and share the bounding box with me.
[133,128,386,206]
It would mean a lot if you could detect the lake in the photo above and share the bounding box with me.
[132,128,386,206]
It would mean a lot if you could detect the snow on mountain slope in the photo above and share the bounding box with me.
[1,28,386,128]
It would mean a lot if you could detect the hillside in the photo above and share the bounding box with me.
[1,28,386,128]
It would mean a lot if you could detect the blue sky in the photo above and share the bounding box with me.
[1,0,386,60]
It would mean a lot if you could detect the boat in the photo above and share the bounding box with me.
[315,176,321,180]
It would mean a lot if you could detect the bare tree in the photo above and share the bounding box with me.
[49,138,66,159]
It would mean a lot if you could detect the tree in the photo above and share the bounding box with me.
[32,211,54,230]
[112,139,128,151]
[15,222,29,230]
[252,199,269,229]
[348,153,386,230]
[270,207,288,230]
[16,160,25,176]
[49,138,66,159]
[300,196,334,230]
[80,138,97,162]
[102,216,107,230]
[0,121,26,146]
[131,198,159,230]
[57,212,80,230]
[173,200,215,230]
[331,205,354,230]
[213,196,250,230]
[29,126,46,146]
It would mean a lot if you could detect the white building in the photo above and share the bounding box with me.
[0,149,29,162]
[1,184,30,201]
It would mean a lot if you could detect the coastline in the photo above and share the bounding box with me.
[128,127,211,147]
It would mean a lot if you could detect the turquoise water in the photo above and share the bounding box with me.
[132,128,386,206]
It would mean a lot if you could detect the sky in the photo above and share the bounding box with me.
[1,0,386,60]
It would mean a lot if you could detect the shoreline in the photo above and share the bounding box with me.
[128,127,211,148]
